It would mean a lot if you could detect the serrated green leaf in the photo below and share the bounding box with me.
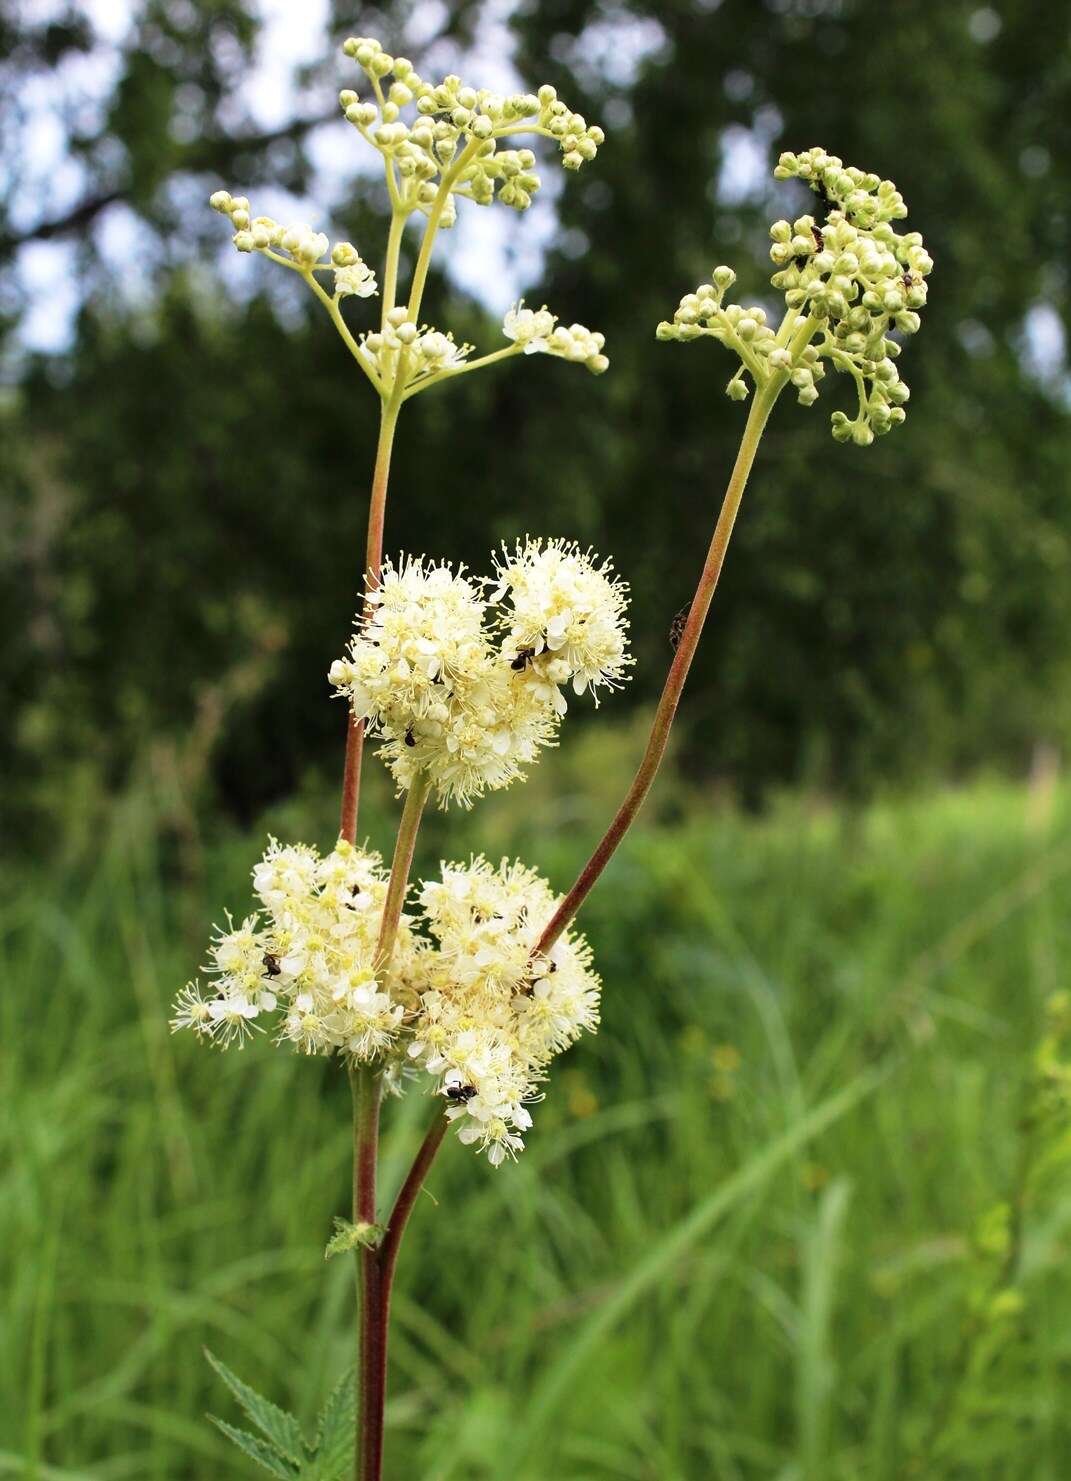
[311,1367,355,1477]
[210,1416,299,1479]
[204,1348,307,1463]
[324,1216,385,1260]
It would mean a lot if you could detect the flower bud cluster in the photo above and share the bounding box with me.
[656,266,813,404]
[657,147,932,444]
[357,306,471,394]
[209,191,377,298]
[170,839,420,1057]
[503,302,609,374]
[338,36,604,221]
[329,543,631,807]
[173,843,601,1165]
[409,857,601,1164]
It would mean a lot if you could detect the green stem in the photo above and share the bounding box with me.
[380,210,406,326]
[298,268,381,392]
[346,776,431,1481]
[402,342,523,400]
[533,370,787,957]
[339,394,404,844]
[376,773,432,966]
[406,138,481,322]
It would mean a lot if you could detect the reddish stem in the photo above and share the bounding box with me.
[534,378,781,958]
[339,717,365,846]
[380,1109,449,1296]
[351,1066,384,1481]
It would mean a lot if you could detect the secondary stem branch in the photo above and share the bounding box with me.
[376,774,432,965]
[534,374,785,957]
[339,396,404,844]
[381,1109,449,1297]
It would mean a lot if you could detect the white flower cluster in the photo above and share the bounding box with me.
[328,542,631,806]
[339,36,605,223]
[170,838,419,1056]
[657,147,932,444]
[209,191,378,298]
[173,844,601,1165]
[355,306,472,395]
[492,538,632,706]
[503,302,609,374]
[410,857,601,1164]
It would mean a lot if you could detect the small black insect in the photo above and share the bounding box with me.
[350,883,361,896]
[812,224,824,251]
[901,272,914,293]
[510,646,537,672]
[262,953,281,978]
[669,603,691,651]
[815,183,838,220]
[404,727,416,748]
[444,1083,477,1103]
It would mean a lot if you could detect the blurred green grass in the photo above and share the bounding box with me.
[4,761,1071,1479]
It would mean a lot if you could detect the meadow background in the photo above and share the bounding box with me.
[4,0,1071,1476]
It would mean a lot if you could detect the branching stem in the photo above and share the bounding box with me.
[339,393,404,843]
[533,368,788,957]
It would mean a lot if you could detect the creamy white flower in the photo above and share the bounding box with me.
[492,538,633,704]
[335,261,378,298]
[503,302,608,373]
[281,222,329,264]
[174,841,602,1164]
[503,301,556,353]
[330,555,563,808]
[172,837,421,1061]
[357,312,472,391]
[409,855,602,1161]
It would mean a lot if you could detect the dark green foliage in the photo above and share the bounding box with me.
[3,0,1070,839]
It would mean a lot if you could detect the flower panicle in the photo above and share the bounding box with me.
[171,841,600,1165]
[328,540,632,808]
[657,145,933,445]
[209,192,378,297]
[338,35,605,224]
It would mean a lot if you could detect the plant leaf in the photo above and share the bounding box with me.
[204,1348,307,1463]
[209,1416,299,1479]
[311,1368,356,1478]
[324,1216,385,1260]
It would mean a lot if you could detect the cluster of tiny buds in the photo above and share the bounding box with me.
[337,36,604,219]
[503,302,608,374]
[209,191,377,299]
[360,305,470,393]
[347,303,608,397]
[657,147,933,445]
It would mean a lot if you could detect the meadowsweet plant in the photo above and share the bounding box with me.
[178,28,931,1475]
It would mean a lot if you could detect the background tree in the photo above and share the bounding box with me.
[3,0,1069,840]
